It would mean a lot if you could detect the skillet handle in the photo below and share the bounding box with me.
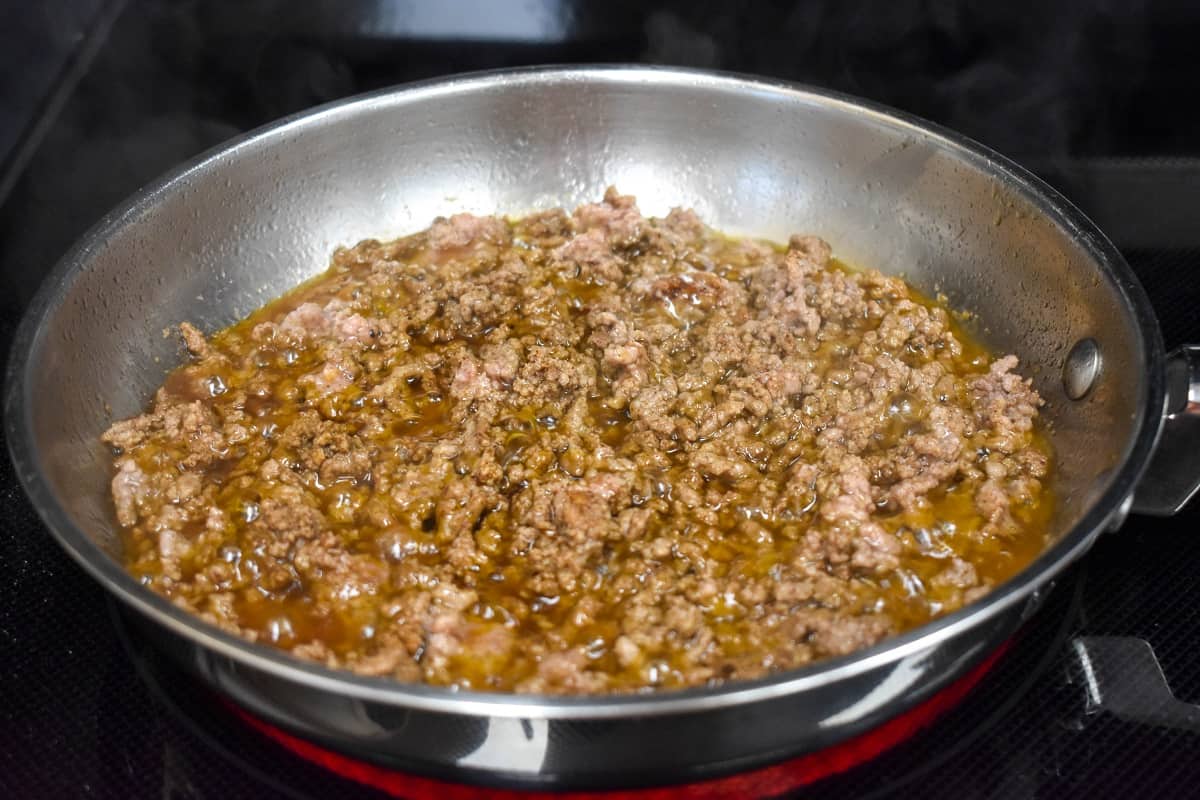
[1130,345,1200,516]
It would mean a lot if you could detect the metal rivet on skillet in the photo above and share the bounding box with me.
[1063,338,1102,400]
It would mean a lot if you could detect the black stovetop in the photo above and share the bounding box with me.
[3,3,1200,798]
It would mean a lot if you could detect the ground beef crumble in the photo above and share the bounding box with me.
[104,188,1051,694]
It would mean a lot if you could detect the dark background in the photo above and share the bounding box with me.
[3,2,1200,798]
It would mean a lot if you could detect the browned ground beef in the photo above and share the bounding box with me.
[104,188,1051,694]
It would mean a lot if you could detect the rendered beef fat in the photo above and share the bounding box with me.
[104,189,1051,694]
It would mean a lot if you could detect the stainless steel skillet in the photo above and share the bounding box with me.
[8,66,1200,790]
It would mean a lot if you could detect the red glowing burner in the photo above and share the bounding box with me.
[234,645,1006,800]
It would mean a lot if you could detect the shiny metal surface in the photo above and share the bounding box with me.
[1063,337,1102,400]
[131,603,1021,786]
[3,67,1176,787]
[1072,637,1200,733]
[1131,345,1200,515]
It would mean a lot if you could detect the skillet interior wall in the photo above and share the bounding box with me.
[1,0,1173,288]
[22,71,1144,561]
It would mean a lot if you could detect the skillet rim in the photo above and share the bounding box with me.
[3,64,1167,720]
